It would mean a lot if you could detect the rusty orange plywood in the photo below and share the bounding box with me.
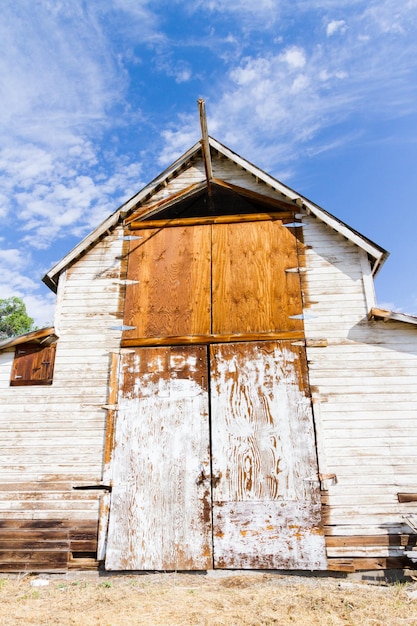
[212,220,304,335]
[123,225,211,340]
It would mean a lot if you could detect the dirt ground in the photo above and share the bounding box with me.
[1,572,417,626]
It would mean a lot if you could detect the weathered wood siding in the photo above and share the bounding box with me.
[0,230,124,570]
[302,215,417,570]
[210,341,326,570]
[105,346,212,570]
[1,148,416,573]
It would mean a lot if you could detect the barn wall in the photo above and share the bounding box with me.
[128,155,417,571]
[0,229,124,571]
[302,215,417,571]
[1,149,416,574]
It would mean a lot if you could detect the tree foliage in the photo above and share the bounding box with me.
[0,297,35,339]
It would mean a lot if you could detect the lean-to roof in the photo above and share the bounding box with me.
[0,327,57,350]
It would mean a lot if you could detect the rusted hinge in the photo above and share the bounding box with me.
[319,473,338,489]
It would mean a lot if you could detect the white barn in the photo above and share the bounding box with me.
[0,133,417,574]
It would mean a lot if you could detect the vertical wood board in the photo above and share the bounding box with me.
[123,226,211,339]
[212,220,303,334]
[105,346,212,570]
[210,341,326,570]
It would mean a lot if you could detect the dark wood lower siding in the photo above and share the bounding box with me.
[324,530,417,572]
[1,519,415,573]
[326,529,417,572]
[321,493,417,572]
[0,520,98,572]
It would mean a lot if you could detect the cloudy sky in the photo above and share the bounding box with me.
[1,0,417,326]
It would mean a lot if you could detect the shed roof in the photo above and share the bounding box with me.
[43,136,389,293]
[369,308,417,327]
[0,326,57,351]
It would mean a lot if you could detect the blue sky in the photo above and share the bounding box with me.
[1,0,417,326]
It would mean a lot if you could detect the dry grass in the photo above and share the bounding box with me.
[0,572,417,625]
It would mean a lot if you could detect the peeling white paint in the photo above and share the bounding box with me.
[105,346,212,570]
[210,342,326,570]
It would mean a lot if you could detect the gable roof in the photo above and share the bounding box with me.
[43,136,389,293]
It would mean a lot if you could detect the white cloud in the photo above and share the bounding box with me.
[23,292,56,328]
[154,57,193,83]
[280,47,307,69]
[0,246,54,327]
[0,249,28,270]
[326,20,347,36]
[362,1,416,35]
[158,123,200,166]
[160,1,417,174]
[189,0,280,18]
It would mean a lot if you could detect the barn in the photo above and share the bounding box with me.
[1,113,417,574]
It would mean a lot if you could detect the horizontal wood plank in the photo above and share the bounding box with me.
[121,331,305,347]
[129,212,296,229]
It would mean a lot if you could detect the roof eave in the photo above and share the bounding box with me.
[43,140,204,292]
[369,307,417,327]
[0,326,57,351]
[43,135,389,291]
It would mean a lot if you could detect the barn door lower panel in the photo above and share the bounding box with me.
[105,341,326,571]
[105,345,212,570]
[210,341,326,570]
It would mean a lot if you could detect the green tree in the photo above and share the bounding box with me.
[0,297,35,339]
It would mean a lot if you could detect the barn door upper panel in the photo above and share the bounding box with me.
[211,219,303,335]
[123,215,304,343]
[123,225,211,341]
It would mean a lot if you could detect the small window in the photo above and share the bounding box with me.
[10,342,56,386]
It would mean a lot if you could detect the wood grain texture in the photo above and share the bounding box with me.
[212,220,303,334]
[105,346,212,570]
[0,519,97,572]
[129,212,295,229]
[209,341,326,570]
[10,343,56,386]
[123,226,211,340]
[121,330,305,348]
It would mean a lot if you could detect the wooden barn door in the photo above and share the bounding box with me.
[105,340,325,571]
[210,341,326,570]
[105,345,212,570]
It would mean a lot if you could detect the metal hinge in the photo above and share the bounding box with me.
[73,485,112,492]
